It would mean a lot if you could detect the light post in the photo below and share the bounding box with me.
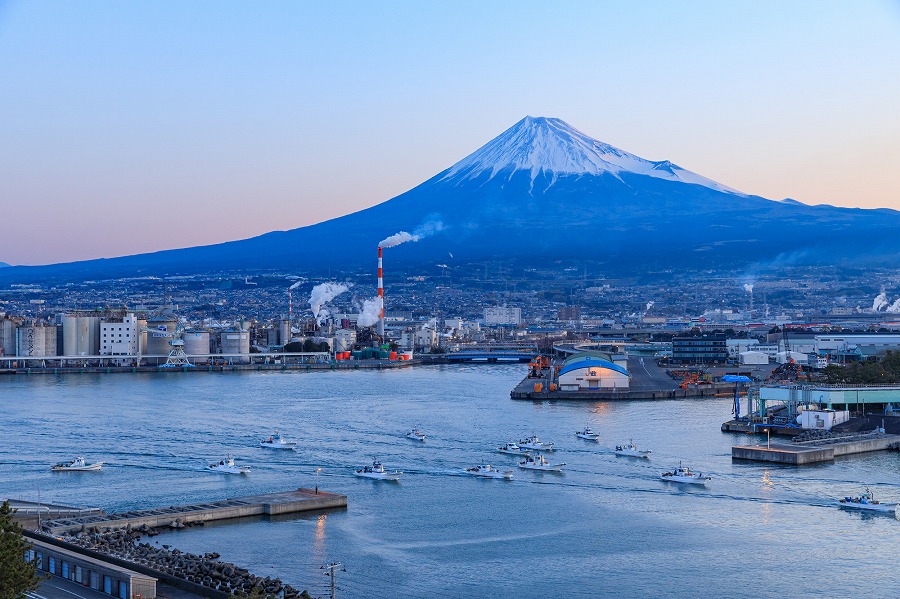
[766,428,771,450]
[316,467,321,494]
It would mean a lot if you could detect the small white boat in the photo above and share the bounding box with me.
[497,442,529,455]
[207,457,251,475]
[518,454,566,472]
[406,429,426,442]
[660,464,709,485]
[51,456,103,472]
[517,435,554,451]
[259,430,297,450]
[355,459,402,481]
[465,464,513,480]
[615,439,651,458]
[837,488,897,514]
[575,426,600,441]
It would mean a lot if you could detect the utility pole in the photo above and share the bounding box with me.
[321,562,344,599]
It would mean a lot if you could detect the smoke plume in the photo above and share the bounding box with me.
[357,296,383,327]
[309,282,351,323]
[743,283,754,294]
[873,291,889,312]
[289,280,304,291]
[645,301,654,313]
[379,220,445,248]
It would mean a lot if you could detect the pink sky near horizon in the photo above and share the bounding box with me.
[1,1,898,266]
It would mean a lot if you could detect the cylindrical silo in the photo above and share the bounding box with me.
[62,315,100,356]
[145,317,177,355]
[183,330,210,356]
[279,319,291,346]
[220,330,250,364]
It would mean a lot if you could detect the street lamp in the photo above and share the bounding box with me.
[315,468,321,494]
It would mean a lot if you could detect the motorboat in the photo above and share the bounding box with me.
[51,456,103,472]
[207,457,251,475]
[660,464,710,485]
[518,454,566,472]
[465,464,513,479]
[259,430,297,450]
[355,459,402,481]
[406,429,426,442]
[517,435,554,451]
[575,426,600,441]
[497,442,529,455]
[837,488,897,514]
[615,439,652,458]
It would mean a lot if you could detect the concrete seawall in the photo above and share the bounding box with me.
[732,434,900,465]
[42,488,347,536]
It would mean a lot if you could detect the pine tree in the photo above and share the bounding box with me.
[0,500,44,599]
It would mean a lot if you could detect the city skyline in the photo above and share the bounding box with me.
[1,1,898,265]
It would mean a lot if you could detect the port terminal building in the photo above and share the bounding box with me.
[557,351,631,390]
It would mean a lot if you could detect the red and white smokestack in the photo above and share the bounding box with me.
[288,288,293,323]
[377,246,385,337]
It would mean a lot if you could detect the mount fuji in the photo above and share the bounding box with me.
[4,116,900,281]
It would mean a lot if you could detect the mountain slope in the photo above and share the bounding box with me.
[2,116,899,281]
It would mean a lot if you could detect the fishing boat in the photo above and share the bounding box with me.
[259,430,297,450]
[51,457,103,472]
[575,426,600,441]
[517,435,554,451]
[518,454,566,472]
[614,439,651,458]
[207,457,251,475]
[837,488,897,514]
[406,429,426,442]
[355,459,402,481]
[660,464,710,485]
[497,442,529,455]
[465,464,513,479]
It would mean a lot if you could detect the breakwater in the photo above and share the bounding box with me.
[42,489,347,535]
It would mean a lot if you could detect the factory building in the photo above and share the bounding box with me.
[99,313,139,356]
[334,328,356,353]
[671,334,727,364]
[484,306,522,327]
[558,351,631,390]
[815,333,900,360]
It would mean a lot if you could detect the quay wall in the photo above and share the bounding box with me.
[0,360,417,376]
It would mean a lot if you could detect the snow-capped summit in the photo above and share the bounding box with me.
[443,116,742,194]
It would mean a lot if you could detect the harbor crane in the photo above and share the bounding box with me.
[140,321,194,368]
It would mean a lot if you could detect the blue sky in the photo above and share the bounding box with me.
[1,1,898,265]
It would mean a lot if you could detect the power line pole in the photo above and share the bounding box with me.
[321,562,344,599]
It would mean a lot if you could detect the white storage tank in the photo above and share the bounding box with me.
[183,330,211,357]
[62,315,100,356]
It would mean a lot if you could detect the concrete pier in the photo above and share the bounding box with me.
[732,433,900,465]
[41,488,347,535]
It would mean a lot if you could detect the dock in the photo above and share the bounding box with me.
[511,375,737,400]
[41,488,347,535]
[732,433,900,465]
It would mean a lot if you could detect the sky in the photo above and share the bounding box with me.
[1,1,898,266]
